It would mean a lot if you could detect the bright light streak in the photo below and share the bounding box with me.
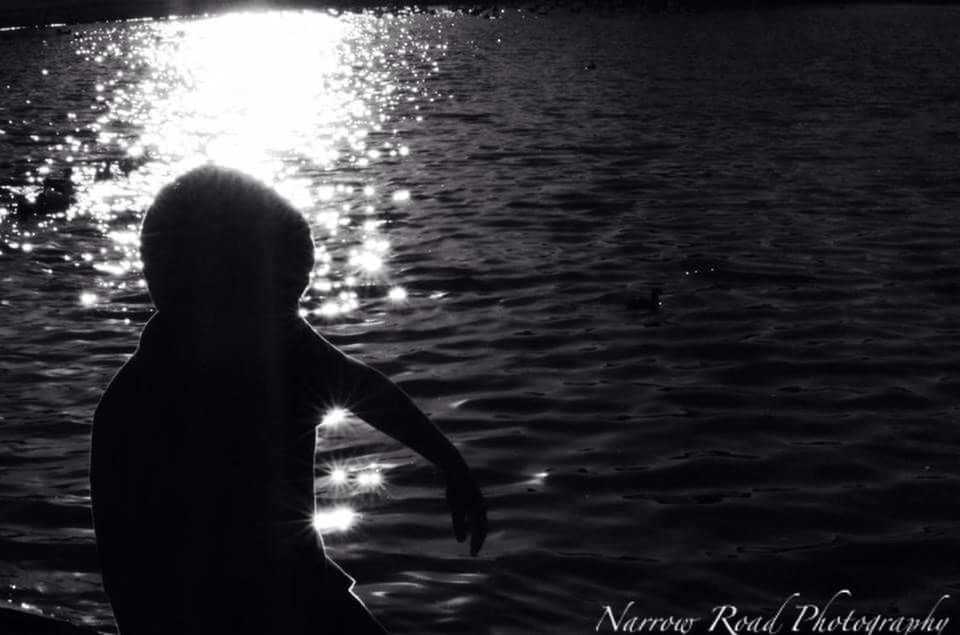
[314,301,341,318]
[321,407,348,428]
[356,471,383,488]
[312,506,357,533]
[357,252,382,272]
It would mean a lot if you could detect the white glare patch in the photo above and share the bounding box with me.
[387,286,407,302]
[314,301,340,318]
[329,468,348,484]
[312,506,357,533]
[356,471,382,488]
[357,253,382,272]
[94,262,128,276]
[391,189,410,203]
[79,292,98,306]
[321,407,348,428]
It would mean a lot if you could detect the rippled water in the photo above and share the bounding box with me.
[2,5,960,633]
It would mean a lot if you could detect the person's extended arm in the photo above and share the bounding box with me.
[329,346,488,555]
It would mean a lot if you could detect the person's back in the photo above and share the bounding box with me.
[92,317,333,634]
[90,166,487,634]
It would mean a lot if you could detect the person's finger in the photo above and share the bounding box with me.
[468,504,487,556]
[446,484,467,542]
[451,508,467,542]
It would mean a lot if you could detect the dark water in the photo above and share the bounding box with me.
[2,5,960,633]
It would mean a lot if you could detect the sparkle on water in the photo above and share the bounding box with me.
[530,471,550,486]
[4,10,445,318]
[356,470,383,488]
[312,506,358,533]
[321,406,349,428]
[329,468,349,485]
[387,286,408,302]
[321,460,388,494]
[1,6,457,561]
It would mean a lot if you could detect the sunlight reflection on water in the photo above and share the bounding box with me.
[6,10,436,321]
[3,9,449,538]
[5,5,960,630]
[312,506,358,533]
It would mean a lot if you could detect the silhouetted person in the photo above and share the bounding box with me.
[90,165,488,635]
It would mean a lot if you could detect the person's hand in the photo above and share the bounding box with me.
[445,472,487,556]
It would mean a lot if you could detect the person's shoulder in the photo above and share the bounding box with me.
[94,317,162,421]
[288,318,348,369]
[94,352,144,419]
[284,320,358,411]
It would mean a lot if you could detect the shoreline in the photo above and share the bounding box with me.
[2,0,960,30]
[0,1,336,30]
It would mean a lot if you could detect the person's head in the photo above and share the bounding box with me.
[140,165,314,318]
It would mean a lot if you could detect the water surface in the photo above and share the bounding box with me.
[1,5,959,632]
